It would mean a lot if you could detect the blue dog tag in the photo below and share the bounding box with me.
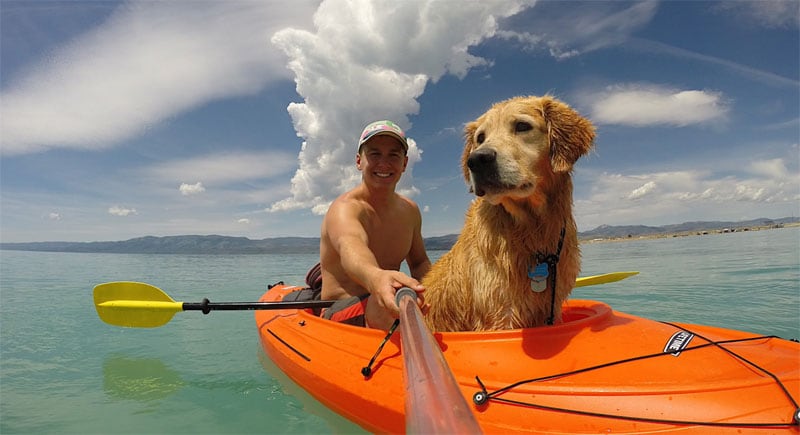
[528,263,548,293]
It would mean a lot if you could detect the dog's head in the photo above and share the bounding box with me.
[462,95,595,205]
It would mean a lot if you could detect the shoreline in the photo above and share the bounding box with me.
[579,222,799,244]
[3,221,796,254]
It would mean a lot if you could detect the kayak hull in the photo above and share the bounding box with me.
[256,284,800,434]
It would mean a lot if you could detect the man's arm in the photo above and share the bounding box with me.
[325,200,382,288]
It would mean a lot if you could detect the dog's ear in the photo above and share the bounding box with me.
[541,97,595,172]
[461,120,479,183]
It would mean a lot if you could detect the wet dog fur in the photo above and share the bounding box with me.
[422,95,595,332]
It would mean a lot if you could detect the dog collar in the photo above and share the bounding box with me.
[528,226,566,325]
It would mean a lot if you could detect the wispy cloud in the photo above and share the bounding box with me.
[146,151,297,185]
[580,83,729,127]
[498,1,658,59]
[630,38,799,89]
[713,0,800,29]
[627,181,657,200]
[108,206,136,217]
[0,1,317,156]
[268,0,535,215]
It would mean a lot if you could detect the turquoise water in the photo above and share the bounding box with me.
[1,228,798,433]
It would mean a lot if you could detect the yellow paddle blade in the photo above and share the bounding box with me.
[575,271,639,288]
[93,282,183,328]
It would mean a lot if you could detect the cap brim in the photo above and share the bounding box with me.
[358,131,408,152]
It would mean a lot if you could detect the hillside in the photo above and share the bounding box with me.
[1,217,796,254]
[0,235,320,255]
[579,217,795,240]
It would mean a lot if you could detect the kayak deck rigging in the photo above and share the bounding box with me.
[257,284,800,434]
[472,329,798,429]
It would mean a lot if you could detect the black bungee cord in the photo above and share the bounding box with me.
[472,327,799,428]
[361,318,400,377]
[533,225,565,326]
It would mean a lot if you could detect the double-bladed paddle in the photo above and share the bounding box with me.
[575,270,638,287]
[93,281,334,328]
[93,271,638,328]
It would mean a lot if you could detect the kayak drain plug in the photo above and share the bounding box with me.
[473,376,489,405]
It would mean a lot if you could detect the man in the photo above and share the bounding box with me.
[320,120,431,330]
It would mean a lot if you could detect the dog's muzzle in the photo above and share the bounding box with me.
[467,148,501,197]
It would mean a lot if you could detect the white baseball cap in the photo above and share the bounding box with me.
[358,120,408,153]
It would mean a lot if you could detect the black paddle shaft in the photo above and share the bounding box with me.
[183,299,335,314]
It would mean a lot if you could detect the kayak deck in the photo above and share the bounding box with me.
[256,284,800,434]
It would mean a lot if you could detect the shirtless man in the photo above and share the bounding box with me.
[320,120,431,330]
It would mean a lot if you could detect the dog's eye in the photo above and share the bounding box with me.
[476,132,485,144]
[515,121,533,133]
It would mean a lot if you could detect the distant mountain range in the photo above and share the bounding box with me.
[577,217,796,240]
[0,235,320,255]
[1,217,796,255]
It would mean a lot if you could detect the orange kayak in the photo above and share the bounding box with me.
[256,283,800,434]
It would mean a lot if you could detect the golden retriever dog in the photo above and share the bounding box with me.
[422,95,595,332]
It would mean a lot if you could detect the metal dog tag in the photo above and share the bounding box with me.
[528,263,548,293]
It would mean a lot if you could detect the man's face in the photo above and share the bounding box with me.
[357,135,408,186]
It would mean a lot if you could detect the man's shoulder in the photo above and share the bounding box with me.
[330,189,367,210]
[325,190,370,223]
[395,194,421,212]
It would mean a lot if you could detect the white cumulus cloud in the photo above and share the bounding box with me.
[268,0,535,215]
[581,84,729,127]
[576,159,799,230]
[179,182,206,196]
[747,158,789,179]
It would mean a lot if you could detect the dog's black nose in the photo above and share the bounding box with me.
[467,148,496,171]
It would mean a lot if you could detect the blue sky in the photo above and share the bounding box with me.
[1,0,798,243]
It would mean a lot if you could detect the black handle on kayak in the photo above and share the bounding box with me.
[184,299,335,314]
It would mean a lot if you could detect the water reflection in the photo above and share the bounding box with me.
[103,355,184,402]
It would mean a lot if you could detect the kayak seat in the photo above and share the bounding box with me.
[279,264,323,315]
[282,287,322,303]
[305,262,322,292]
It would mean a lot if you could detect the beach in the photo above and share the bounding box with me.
[581,221,799,243]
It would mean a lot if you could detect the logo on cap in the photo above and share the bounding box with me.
[358,120,408,152]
